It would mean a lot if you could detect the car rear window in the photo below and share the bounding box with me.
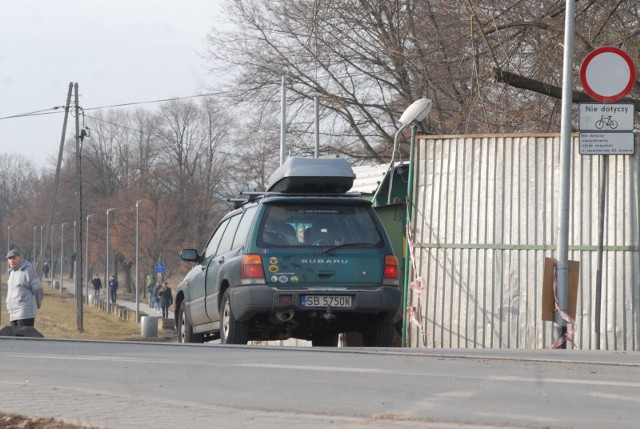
[257,202,383,248]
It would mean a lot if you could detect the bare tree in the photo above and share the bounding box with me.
[0,153,42,259]
[205,0,639,166]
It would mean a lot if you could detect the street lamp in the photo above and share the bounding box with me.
[60,222,70,295]
[50,224,58,287]
[39,225,44,268]
[33,226,39,267]
[395,98,433,346]
[85,214,96,305]
[7,225,13,253]
[135,199,149,322]
[387,98,433,205]
[262,64,288,166]
[106,208,119,313]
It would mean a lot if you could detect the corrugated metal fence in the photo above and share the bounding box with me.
[406,133,640,351]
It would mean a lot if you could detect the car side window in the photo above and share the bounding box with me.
[232,206,258,250]
[216,212,243,255]
[204,219,230,259]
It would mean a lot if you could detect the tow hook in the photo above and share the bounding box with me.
[323,307,336,321]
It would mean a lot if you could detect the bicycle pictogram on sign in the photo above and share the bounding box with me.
[595,115,618,130]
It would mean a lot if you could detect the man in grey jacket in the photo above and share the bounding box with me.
[6,248,43,327]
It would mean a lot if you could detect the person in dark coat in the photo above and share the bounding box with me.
[90,274,102,304]
[108,274,119,304]
[156,282,173,319]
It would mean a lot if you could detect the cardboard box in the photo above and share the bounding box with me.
[542,257,579,321]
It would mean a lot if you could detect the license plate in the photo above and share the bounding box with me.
[301,295,352,308]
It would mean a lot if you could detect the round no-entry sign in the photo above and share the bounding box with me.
[580,47,636,103]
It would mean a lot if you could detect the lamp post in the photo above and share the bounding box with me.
[279,70,287,166]
[33,226,39,265]
[135,199,149,322]
[50,224,57,287]
[60,222,70,295]
[261,64,288,166]
[85,214,96,304]
[394,98,433,347]
[39,225,44,268]
[106,208,119,313]
[7,225,13,253]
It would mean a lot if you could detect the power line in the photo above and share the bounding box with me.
[0,106,66,120]
[82,92,221,111]
[0,91,224,121]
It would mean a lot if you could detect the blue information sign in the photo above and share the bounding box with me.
[155,262,165,273]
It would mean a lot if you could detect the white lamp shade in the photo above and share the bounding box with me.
[398,98,433,126]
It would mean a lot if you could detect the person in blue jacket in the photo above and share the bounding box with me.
[108,274,119,304]
[6,248,43,327]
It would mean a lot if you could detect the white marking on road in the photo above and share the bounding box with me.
[489,375,640,389]
[238,363,381,373]
[589,391,640,403]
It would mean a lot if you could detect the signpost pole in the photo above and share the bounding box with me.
[555,0,577,349]
[594,155,608,350]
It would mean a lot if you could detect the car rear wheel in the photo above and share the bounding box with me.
[311,332,339,347]
[177,301,204,343]
[220,290,249,344]
[362,319,394,347]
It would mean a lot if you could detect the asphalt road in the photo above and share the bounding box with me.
[0,338,638,429]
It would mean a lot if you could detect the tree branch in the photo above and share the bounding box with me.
[492,67,640,110]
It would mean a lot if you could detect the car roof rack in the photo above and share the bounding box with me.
[240,191,362,198]
[227,190,364,209]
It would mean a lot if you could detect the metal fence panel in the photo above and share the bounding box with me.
[407,134,640,350]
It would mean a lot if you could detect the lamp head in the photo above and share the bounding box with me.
[398,98,433,126]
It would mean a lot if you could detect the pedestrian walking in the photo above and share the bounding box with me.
[90,274,102,304]
[6,249,44,327]
[154,282,162,313]
[156,282,173,319]
[42,260,50,278]
[108,274,119,304]
[146,275,157,310]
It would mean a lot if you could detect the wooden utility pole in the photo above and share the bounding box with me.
[74,83,84,331]
[40,83,73,289]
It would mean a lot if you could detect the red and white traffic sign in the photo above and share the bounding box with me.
[580,47,636,103]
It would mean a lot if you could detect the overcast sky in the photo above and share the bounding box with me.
[0,0,225,167]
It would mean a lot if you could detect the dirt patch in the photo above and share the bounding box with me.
[0,412,108,429]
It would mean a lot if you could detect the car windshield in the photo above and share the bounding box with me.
[258,202,383,248]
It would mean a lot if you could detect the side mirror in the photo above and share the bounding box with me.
[180,248,201,262]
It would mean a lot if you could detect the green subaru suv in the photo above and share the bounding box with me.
[175,157,401,346]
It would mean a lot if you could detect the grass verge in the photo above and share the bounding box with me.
[2,281,174,341]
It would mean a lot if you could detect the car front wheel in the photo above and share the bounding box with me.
[177,301,204,343]
[220,290,249,344]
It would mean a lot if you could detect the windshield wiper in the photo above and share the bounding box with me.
[323,242,374,254]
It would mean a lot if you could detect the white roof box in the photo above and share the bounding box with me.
[267,157,356,193]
